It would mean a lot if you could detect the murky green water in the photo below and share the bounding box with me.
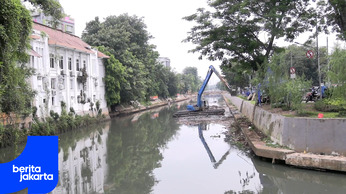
[1,96,346,194]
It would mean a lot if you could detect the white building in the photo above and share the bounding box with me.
[31,2,75,35]
[158,57,171,68]
[28,22,109,118]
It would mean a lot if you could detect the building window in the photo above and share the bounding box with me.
[83,60,86,69]
[66,25,73,33]
[70,79,74,89]
[76,59,80,71]
[51,78,56,89]
[68,57,72,70]
[31,56,35,68]
[52,97,55,106]
[50,54,55,68]
[59,56,64,69]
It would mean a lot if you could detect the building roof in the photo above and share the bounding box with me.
[30,34,41,40]
[97,51,110,59]
[32,22,108,58]
[29,49,41,57]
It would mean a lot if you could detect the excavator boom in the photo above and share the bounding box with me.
[187,65,231,111]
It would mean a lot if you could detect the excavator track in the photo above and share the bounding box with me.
[173,108,225,118]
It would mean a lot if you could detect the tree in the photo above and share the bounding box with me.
[184,0,315,72]
[317,0,346,40]
[82,14,159,103]
[167,70,179,97]
[0,0,34,116]
[0,0,63,116]
[97,46,127,110]
[282,45,329,86]
[263,53,311,111]
[220,64,250,89]
[180,67,201,93]
[328,46,346,101]
[24,0,64,27]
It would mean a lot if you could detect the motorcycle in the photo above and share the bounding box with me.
[305,86,320,103]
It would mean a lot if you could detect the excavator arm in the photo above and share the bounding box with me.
[187,65,231,111]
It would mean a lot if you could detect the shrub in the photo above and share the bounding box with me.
[315,99,346,112]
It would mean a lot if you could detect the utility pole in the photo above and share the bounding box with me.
[327,37,330,87]
[290,51,292,68]
[316,16,322,100]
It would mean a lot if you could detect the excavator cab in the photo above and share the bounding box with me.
[187,100,209,111]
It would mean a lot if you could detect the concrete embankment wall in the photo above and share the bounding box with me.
[229,96,346,156]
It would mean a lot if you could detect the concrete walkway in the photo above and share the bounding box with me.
[223,93,346,172]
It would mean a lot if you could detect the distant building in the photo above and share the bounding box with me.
[27,22,109,118]
[158,57,171,68]
[31,10,75,34]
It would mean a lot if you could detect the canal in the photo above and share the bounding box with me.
[1,95,346,193]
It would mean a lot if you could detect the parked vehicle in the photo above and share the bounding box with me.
[305,86,322,103]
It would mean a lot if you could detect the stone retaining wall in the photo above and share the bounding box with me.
[229,96,346,156]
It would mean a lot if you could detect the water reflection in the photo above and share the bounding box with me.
[52,123,110,194]
[198,123,230,169]
[1,98,346,194]
[104,106,181,193]
[252,157,346,194]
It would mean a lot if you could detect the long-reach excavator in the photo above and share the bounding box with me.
[173,65,231,117]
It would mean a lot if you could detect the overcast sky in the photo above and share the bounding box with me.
[59,0,344,85]
[59,0,222,84]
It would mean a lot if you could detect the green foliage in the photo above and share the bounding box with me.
[82,15,162,103]
[0,125,23,148]
[220,64,250,89]
[184,0,314,71]
[32,106,38,118]
[24,0,64,28]
[285,77,311,112]
[265,52,311,112]
[49,110,59,121]
[76,67,88,86]
[338,110,346,117]
[83,15,181,104]
[0,0,35,115]
[98,46,127,106]
[69,107,75,115]
[285,45,327,86]
[314,98,346,112]
[178,67,201,94]
[0,0,32,64]
[147,64,179,98]
[0,0,63,116]
[318,0,346,40]
[95,100,102,116]
[327,46,346,100]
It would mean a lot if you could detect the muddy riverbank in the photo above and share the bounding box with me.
[109,95,193,117]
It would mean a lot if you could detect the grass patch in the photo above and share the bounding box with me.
[238,95,247,100]
[237,95,256,105]
[284,111,343,118]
